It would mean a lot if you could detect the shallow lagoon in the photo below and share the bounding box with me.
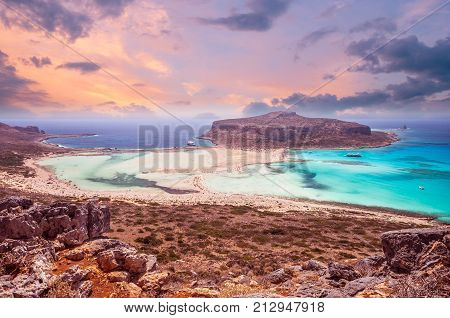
[41,126,450,221]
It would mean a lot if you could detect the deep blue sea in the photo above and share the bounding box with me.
[5,119,450,221]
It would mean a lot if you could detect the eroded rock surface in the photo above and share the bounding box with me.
[381,227,450,273]
[0,197,157,298]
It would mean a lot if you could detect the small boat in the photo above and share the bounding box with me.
[345,153,361,158]
[419,185,425,190]
[187,140,196,146]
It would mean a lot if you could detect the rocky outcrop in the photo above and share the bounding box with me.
[0,197,110,246]
[327,262,361,281]
[202,111,397,149]
[0,197,157,298]
[262,227,449,298]
[381,227,450,273]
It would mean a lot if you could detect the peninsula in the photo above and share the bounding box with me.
[202,111,397,149]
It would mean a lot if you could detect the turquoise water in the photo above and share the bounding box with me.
[204,127,450,221]
[40,123,450,221]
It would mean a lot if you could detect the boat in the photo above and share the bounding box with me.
[419,185,425,190]
[345,153,361,158]
[187,140,196,146]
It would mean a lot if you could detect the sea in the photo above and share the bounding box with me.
[5,119,450,221]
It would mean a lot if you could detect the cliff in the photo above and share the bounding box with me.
[202,111,397,149]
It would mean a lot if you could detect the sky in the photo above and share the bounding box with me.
[0,0,449,121]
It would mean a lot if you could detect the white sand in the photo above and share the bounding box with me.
[0,147,436,226]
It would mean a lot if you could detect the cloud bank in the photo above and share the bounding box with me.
[197,0,291,31]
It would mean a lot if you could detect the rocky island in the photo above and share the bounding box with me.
[202,111,397,149]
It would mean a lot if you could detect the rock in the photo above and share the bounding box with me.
[302,259,327,271]
[243,292,283,298]
[354,255,385,276]
[416,241,450,270]
[77,281,93,298]
[176,288,219,298]
[0,198,160,298]
[96,250,121,272]
[0,197,33,212]
[65,249,85,261]
[58,265,90,283]
[76,238,132,256]
[264,268,291,284]
[48,266,92,298]
[107,271,130,283]
[0,199,110,246]
[0,208,42,240]
[124,253,157,274]
[110,282,142,298]
[341,276,382,296]
[444,234,450,249]
[96,247,157,274]
[138,271,170,296]
[381,227,450,273]
[0,238,56,297]
[327,262,361,281]
[85,201,110,238]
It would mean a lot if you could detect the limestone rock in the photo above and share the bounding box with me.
[0,198,110,247]
[107,271,130,283]
[176,287,219,298]
[0,197,33,212]
[48,266,92,298]
[65,249,85,261]
[302,259,327,271]
[354,255,385,276]
[110,282,142,298]
[381,227,450,273]
[264,268,291,284]
[96,247,157,274]
[327,262,361,281]
[342,276,382,297]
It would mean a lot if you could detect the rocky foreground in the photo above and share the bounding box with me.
[0,196,448,298]
[202,111,397,149]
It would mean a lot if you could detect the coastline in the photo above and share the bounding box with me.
[3,129,445,225]
[1,141,445,227]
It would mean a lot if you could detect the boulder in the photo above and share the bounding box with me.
[341,276,382,296]
[302,259,327,271]
[327,262,361,281]
[137,271,170,296]
[48,266,92,298]
[0,238,56,297]
[0,197,33,212]
[109,282,142,298]
[96,246,157,274]
[416,241,450,270]
[264,268,291,284]
[107,271,130,283]
[0,207,42,240]
[176,288,219,298]
[381,227,450,273]
[354,255,385,276]
[65,249,85,261]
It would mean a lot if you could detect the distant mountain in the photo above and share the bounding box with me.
[202,111,397,149]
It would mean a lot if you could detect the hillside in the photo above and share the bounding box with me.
[202,111,398,149]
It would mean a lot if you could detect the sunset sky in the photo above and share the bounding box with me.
[0,0,449,121]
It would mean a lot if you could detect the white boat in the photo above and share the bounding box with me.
[419,185,425,190]
[187,140,196,146]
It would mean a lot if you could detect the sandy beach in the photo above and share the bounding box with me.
[0,146,438,227]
